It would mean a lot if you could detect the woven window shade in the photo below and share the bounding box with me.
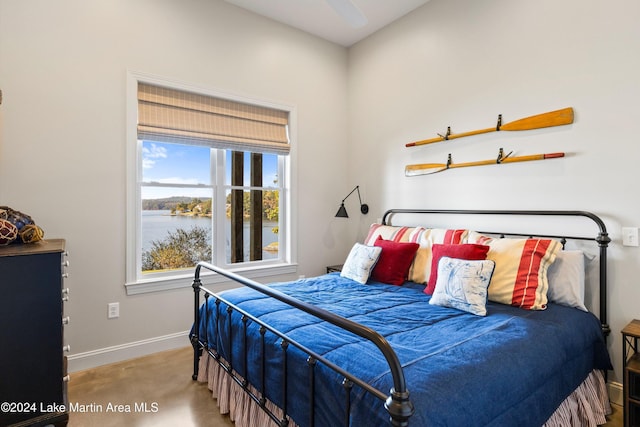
[137,83,290,154]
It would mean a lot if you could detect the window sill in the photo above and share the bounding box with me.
[125,263,298,295]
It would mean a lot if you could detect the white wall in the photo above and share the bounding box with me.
[347,0,640,386]
[0,0,351,369]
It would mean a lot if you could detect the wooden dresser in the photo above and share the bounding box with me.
[0,239,69,427]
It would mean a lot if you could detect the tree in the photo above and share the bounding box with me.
[142,226,211,272]
[224,190,279,221]
[263,190,279,221]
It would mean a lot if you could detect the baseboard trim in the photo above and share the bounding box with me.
[608,380,623,406]
[67,330,190,373]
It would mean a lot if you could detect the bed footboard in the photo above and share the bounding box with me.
[190,262,414,427]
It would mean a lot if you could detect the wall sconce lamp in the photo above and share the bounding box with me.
[335,185,369,218]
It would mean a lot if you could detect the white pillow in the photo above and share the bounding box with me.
[546,250,587,311]
[429,257,495,316]
[340,243,382,284]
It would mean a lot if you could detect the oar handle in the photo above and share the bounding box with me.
[501,152,564,163]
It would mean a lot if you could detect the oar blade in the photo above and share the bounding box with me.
[405,164,446,176]
[500,107,574,131]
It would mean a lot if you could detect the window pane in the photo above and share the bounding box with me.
[142,140,211,185]
[262,153,279,187]
[141,186,213,273]
[224,189,279,263]
[224,151,279,187]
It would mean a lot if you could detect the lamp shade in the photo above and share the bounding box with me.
[335,203,349,218]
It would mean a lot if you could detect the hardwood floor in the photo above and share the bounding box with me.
[607,402,623,427]
[68,346,623,426]
[67,347,233,427]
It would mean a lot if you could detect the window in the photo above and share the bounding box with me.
[126,74,296,294]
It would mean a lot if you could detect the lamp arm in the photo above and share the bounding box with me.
[337,185,368,217]
[341,185,360,203]
[356,186,363,206]
[340,185,369,215]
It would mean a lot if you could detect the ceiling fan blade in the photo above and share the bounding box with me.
[325,0,368,28]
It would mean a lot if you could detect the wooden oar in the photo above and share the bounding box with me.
[405,151,564,176]
[406,107,574,148]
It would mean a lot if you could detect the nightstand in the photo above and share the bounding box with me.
[622,319,640,427]
[326,264,343,274]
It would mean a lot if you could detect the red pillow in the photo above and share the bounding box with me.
[370,236,420,286]
[424,244,490,294]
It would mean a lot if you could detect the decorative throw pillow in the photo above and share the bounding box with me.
[363,224,416,245]
[424,243,490,295]
[429,257,496,316]
[406,228,469,284]
[370,236,420,286]
[340,243,383,284]
[546,250,587,311]
[468,232,562,310]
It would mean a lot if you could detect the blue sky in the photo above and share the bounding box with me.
[142,141,210,185]
[141,141,278,200]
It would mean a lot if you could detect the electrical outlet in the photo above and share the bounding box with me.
[108,302,120,319]
[622,227,639,247]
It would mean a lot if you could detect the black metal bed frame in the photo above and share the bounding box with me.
[190,209,611,427]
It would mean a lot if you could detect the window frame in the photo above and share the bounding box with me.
[125,71,297,295]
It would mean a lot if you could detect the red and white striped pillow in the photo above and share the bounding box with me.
[468,231,562,310]
[364,224,416,244]
[364,224,468,284]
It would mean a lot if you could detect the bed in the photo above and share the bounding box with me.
[190,209,613,426]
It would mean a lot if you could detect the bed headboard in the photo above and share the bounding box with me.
[381,209,611,338]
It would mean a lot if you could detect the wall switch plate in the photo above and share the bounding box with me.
[622,227,639,247]
[108,302,120,319]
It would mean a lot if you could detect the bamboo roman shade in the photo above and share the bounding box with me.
[137,83,290,154]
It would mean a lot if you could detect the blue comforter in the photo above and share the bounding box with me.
[194,273,611,427]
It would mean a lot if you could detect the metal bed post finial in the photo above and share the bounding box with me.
[385,387,414,427]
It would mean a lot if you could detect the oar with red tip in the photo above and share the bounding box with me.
[405,149,565,176]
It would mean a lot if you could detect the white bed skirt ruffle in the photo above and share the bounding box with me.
[542,369,612,427]
[197,352,300,427]
[197,352,611,427]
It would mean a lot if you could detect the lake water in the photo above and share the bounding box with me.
[142,210,278,261]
